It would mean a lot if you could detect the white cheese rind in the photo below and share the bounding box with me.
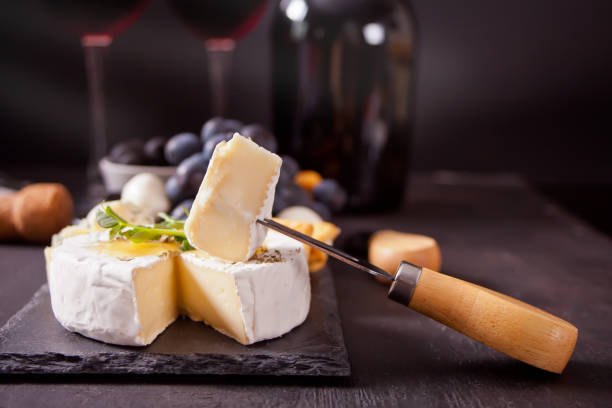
[45,231,310,346]
[46,234,170,346]
[180,231,311,344]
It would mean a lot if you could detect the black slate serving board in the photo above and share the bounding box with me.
[0,268,350,376]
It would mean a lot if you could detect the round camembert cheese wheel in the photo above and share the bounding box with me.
[45,230,310,346]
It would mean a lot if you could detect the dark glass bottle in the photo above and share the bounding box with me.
[272,0,415,211]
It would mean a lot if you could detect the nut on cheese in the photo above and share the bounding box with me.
[369,230,441,280]
[185,134,282,262]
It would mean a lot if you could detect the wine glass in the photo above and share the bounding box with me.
[167,0,269,116]
[43,0,150,207]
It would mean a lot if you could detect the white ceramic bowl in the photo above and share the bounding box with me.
[99,157,177,194]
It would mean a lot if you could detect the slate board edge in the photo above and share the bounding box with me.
[0,277,351,377]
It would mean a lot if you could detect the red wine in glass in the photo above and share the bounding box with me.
[43,0,149,39]
[168,0,268,116]
[168,0,268,42]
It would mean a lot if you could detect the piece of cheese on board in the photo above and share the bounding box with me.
[368,230,441,279]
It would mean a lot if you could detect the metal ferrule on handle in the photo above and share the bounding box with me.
[388,262,422,306]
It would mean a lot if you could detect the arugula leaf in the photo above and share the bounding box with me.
[96,208,119,228]
[94,204,194,251]
[109,224,122,240]
[180,239,195,251]
[158,212,185,229]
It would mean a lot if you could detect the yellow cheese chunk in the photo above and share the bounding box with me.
[185,134,282,262]
[309,222,341,272]
[90,240,249,344]
[133,256,177,344]
[368,230,441,280]
[177,253,248,344]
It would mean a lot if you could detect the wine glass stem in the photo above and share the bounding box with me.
[82,35,111,184]
[205,40,235,117]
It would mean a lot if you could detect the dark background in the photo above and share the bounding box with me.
[1,0,611,228]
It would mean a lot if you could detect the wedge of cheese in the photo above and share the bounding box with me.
[185,134,282,262]
[45,232,178,346]
[368,230,441,280]
[45,230,310,346]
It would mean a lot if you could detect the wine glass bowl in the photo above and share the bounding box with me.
[43,0,150,40]
[168,0,268,42]
[167,0,269,116]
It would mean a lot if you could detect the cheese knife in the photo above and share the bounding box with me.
[258,218,578,374]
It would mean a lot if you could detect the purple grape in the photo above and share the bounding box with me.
[281,154,300,180]
[202,132,233,160]
[278,155,300,186]
[165,176,185,204]
[240,124,278,152]
[272,194,289,215]
[164,132,201,165]
[200,117,242,142]
[309,201,332,220]
[144,136,168,165]
[278,182,312,208]
[109,139,146,165]
[176,153,209,195]
[313,179,347,212]
[170,199,194,220]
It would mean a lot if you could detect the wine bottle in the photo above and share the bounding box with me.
[272,0,416,211]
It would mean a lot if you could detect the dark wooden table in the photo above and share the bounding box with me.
[1,173,611,407]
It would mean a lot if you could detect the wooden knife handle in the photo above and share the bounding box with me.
[389,264,578,373]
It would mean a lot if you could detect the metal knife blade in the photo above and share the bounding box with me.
[257,218,394,281]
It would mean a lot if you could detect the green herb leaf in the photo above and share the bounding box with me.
[94,203,195,251]
[109,224,122,239]
[126,229,161,243]
[158,212,185,229]
[104,205,128,224]
[180,239,195,251]
[96,208,118,228]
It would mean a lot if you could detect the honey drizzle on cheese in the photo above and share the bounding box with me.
[91,240,179,260]
[89,240,283,264]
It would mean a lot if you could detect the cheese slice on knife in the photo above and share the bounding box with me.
[184,133,282,262]
[45,230,310,346]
